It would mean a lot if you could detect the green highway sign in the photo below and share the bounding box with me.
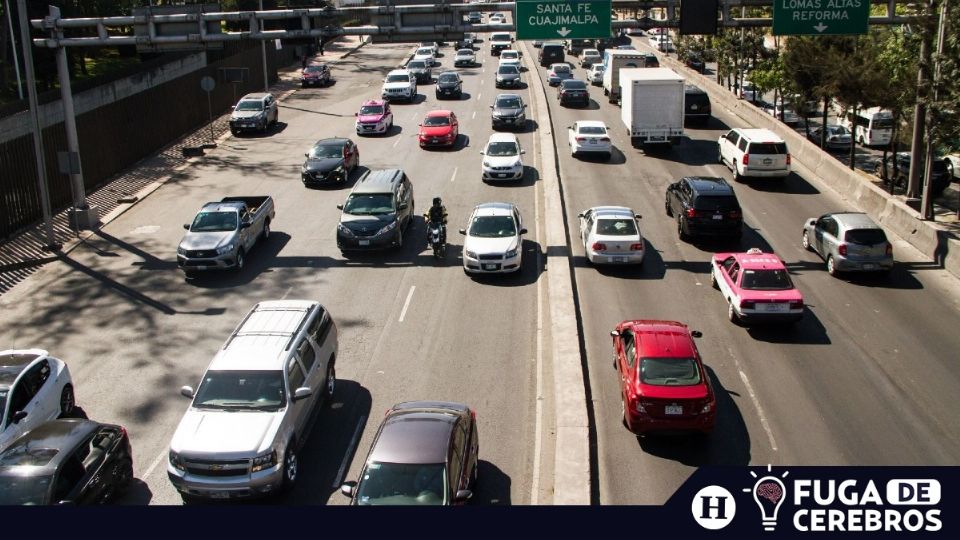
[772,0,871,36]
[515,0,612,41]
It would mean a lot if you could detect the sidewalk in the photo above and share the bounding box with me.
[0,34,368,297]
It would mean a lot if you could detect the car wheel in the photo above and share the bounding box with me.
[665,198,673,217]
[324,362,336,403]
[281,443,298,491]
[59,384,75,417]
[727,302,740,324]
[620,396,630,430]
[262,219,271,240]
[236,249,245,271]
[710,271,718,289]
[733,161,744,182]
[802,230,812,251]
[718,151,724,164]
[677,216,688,241]
[827,255,839,277]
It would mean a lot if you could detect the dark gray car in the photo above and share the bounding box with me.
[406,60,432,84]
[490,93,527,130]
[435,71,463,99]
[802,212,894,276]
[340,401,479,506]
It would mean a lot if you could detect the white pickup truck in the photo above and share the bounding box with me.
[177,196,275,277]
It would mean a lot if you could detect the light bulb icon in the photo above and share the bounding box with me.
[752,476,785,531]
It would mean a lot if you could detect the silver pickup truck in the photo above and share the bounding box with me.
[177,196,275,276]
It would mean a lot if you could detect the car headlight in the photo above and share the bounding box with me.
[505,247,519,258]
[337,223,354,237]
[251,450,277,473]
[169,451,185,471]
[335,164,345,173]
[216,243,235,255]
[701,402,713,413]
[513,160,523,168]
[177,246,186,255]
[483,161,492,168]
[465,250,478,259]
[376,221,398,236]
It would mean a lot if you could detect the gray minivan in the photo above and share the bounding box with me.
[336,169,414,252]
[539,42,565,67]
[802,212,894,276]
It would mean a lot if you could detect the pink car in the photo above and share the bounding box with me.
[355,99,394,136]
[710,248,804,325]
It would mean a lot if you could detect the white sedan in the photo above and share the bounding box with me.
[588,64,604,86]
[0,349,75,452]
[577,207,645,265]
[498,50,522,69]
[460,202,527,274]
[568,120,612,159]
[454,48,476,67]
[413,47,436,67]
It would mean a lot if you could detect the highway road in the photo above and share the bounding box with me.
[1,31,959,507]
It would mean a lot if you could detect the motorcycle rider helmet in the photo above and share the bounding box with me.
[433,196,442,206]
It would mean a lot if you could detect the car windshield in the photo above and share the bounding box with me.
[416,48,432,56]
[423,116,451,126]
[640,358,702,386]
[498,65,519,75]
[563,81,587,90]
[192,370,285,411]
[486,141,519,156]
[235,101,263,111]
[457,49,473,55]
[190,211,238,232]
[497,97,521,108]
[492,33,511,41]
[407,61,426,69]
[355,462,448,505]
[304,65,325,73]
[0,475,52,505]
[873,117,894,128]
[309,145,344,159]
[826,126,849,136]
[740,269,795,290]
[596,218,637,236]
[439,74,458,83]
[343,193,395,215]
[469,215,517,238]
[578,126,606,135]
[386,74,409,83]
[0,447,59,467]
[845,228,887,245]
[501,52,518,59]
[359,104,384,116]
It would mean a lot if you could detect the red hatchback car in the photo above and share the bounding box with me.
[610,320,716,435]
[418,110,459,148]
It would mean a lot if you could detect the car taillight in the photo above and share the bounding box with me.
[686,208,698,218]
[576,137,586,142]
[789,300,804,309]
[740,300,755,309]
[885,243,893,256]
[599,137,610,142]
[742,154,750,166]
[729,210,742,219]
[838,243,847,256]
[470,408,477,420]
[786,153,792,165]
[592,242,607,251]
[629,243,643,251]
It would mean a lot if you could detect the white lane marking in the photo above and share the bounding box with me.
[392,136,401,148]
[449,167,458,182]
[530,179,544,504]
[281,286,293,299]
[736,366,778,452]
[332,415,367,488]
[410,111,418,120]
[477,91,482,100]
[472,110,476,119]
[141,448,168,481]
[398,285,416,322]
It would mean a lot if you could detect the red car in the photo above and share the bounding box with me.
[418,110,459,148]
[711,248,804,325]
[610,320,716,435]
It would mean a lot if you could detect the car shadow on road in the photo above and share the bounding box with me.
[744,307,831,345]
[464,239,542,287]
[637,366,751,466]
[472,460,512,505]
[667,137,725,167]
[234,122,289,139]
[572,238,667,280]
[302,166,366,191]
[185,232,293,289]
[118,479,153,505]
[482,165,540,188]
[742,172,821,195]
[571,148,624,165]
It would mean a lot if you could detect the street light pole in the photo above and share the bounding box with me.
[5,0,23,99]
[15,0,58,250]
[259,0,269,91]
[919,0,948,220]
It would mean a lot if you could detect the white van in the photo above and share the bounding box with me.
[718,128,791,180]
[841,107,894,147]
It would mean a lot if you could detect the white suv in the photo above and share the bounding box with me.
[480,133,525,181]
[718,128,791,181]
[460,202,527,274]
[168,300,338,500]
[381,69,417,102]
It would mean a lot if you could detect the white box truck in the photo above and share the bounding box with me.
[619,67,685,148]
[601,49,648,104]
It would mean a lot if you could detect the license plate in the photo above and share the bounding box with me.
[612,256,627,263]
[208,491,230,499]
[359,240,370,246]
[484,264,497,270]
[195,266,208,271]
[497,173,508,178]
[589,140,597,144]
[665,405,682,415]
[691,104,699,110]
[432,139,438,143]
[863,263,877,270]
[757,303,788,312]
[763,158,772,165]
[712,214,723,220]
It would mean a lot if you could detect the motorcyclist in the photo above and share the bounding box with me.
[424,196,448,245]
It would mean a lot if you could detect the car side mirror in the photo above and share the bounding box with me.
[337,204,344,210]
[479,150,485,155]
[230,105,236,110]
[11,410,27,424]
[577,212,584,218]
[340,481,357,497]
[610,330,619,337]
[635,214,642,220]
[523,104,527,108]
[459,229,466,235]
[455,489,473,502]
[691,330,703,338]
[519,228,528,235]
[489,105,494,109]
[180,386,195,399]
[240,221,252,229]
[398,202,409,210]
[292,387,313,401]
[354,112,358,116]
[520,150,526,154]
[183,223,190,230]
[304,152,309,157]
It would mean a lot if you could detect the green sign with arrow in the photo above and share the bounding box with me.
[772,0,871,36]
[515,0,612,41]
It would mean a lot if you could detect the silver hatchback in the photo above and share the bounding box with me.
[802,212,893,276]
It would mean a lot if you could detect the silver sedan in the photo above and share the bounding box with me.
[578,206,645,265]
[802,212,894,276]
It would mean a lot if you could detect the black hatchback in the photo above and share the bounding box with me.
[302,137,360,187]
[435,71,463,99]
[558,79,590,107]
[0,419,133,505]
[666,176,743,241]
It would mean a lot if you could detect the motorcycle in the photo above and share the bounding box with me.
[427,221,446,259]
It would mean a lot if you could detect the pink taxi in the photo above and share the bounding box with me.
[711,248,804,325]
[354,99,394,136]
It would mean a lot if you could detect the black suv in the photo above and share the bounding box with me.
[684,85,711,126]
[435,71,463,99]
[665,176,743,241]
[874,152,952,197]
[558,79,589,107]
[336,169,414,252]
[683,52,705,73]
[490,93,527,130]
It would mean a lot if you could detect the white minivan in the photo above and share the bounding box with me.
[718,128,791,181]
